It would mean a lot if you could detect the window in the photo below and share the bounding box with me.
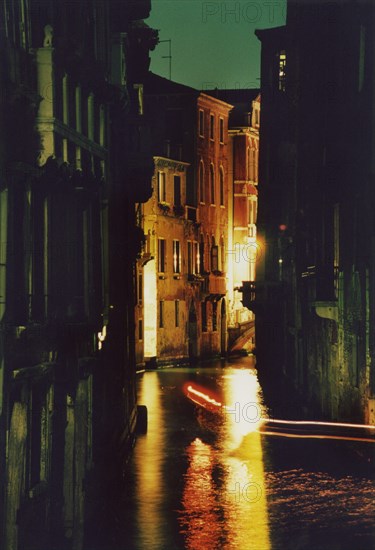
[210,114,215,140]
[137,272,143,304]
[201,301,207,332]
[206,235,211,271]
[219,118,224,143]
[158,238,166,273]
[211,237,218,272]
[173,240,181,273]
[212,301,218,331]
[199,234,205,273]
[174,175,181,206]
[199,109,204,137]
[159,300,164,328]
[220,237,225,272]
[254,108,260,126]
[199,161,205,203]
[158,171,166,202]
[195,241,200,274]
[175,300,180,327]
[188,241,199,274]
[210,164,215,204]
[219,167,224,206]
[250,149,256,181]
[138,319,143,340]
[87,93,94,141]
[278,51,286,92]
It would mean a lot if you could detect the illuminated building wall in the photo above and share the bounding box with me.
[195,94,232,358]
[205,89,260,351]
[139,76,233,364]
[139,157,191,365]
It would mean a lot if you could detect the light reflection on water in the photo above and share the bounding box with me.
[179,367,271,550]
[119,360,375,550]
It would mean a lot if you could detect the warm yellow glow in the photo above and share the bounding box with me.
[144,259,157,357]
[97,324,107,350]
[180,438,224,550]
[221,369,271,550]
[135,373,165,547]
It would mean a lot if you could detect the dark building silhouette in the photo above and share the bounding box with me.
[0,1,157,548]
[254,1,375,422]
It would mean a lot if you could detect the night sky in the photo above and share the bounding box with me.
[148,0,286,90]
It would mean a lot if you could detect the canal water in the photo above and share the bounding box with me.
[87,357,375,550]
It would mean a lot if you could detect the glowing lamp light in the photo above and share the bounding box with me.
[97,325,107,350]
[279,224,287,231]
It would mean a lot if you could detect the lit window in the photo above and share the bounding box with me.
[188,241,199,275]
[158,171,166,202]
[199,161,205,203]
[188,241,193,275]
[199,234,205,273]
[199,109,204,137]
[195,241,200,274]
[211,237,218,272]
[175,300,180,327]
[278,51,286,92]
[210,114,215,140]
[158,238,166,273]
[219,167,224,206]
[220,237,225,272]
[219,118,224,143]
[210,164,215,204]
[173,240,181,273]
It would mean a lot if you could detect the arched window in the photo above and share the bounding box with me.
[219,167,224,206]
[251,149,256,182]
[210,163,215,204]
[199,160,205,203]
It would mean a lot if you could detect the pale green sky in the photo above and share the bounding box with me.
[148,0,286,90]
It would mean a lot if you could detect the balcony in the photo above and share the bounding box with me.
[201,273,226,298]
[240,280,284,315]
[301,265,338,321]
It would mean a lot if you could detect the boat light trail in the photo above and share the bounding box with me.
[184,382,375,442]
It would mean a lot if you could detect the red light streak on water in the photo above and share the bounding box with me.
[184,382,375,442]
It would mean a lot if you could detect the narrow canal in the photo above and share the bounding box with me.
[87,357,375,550]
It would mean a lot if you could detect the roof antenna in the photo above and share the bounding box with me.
[159,39,172,80]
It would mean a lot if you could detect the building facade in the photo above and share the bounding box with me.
[136,75,232,365]
[0,1,157,548]
[254,1,375,423]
